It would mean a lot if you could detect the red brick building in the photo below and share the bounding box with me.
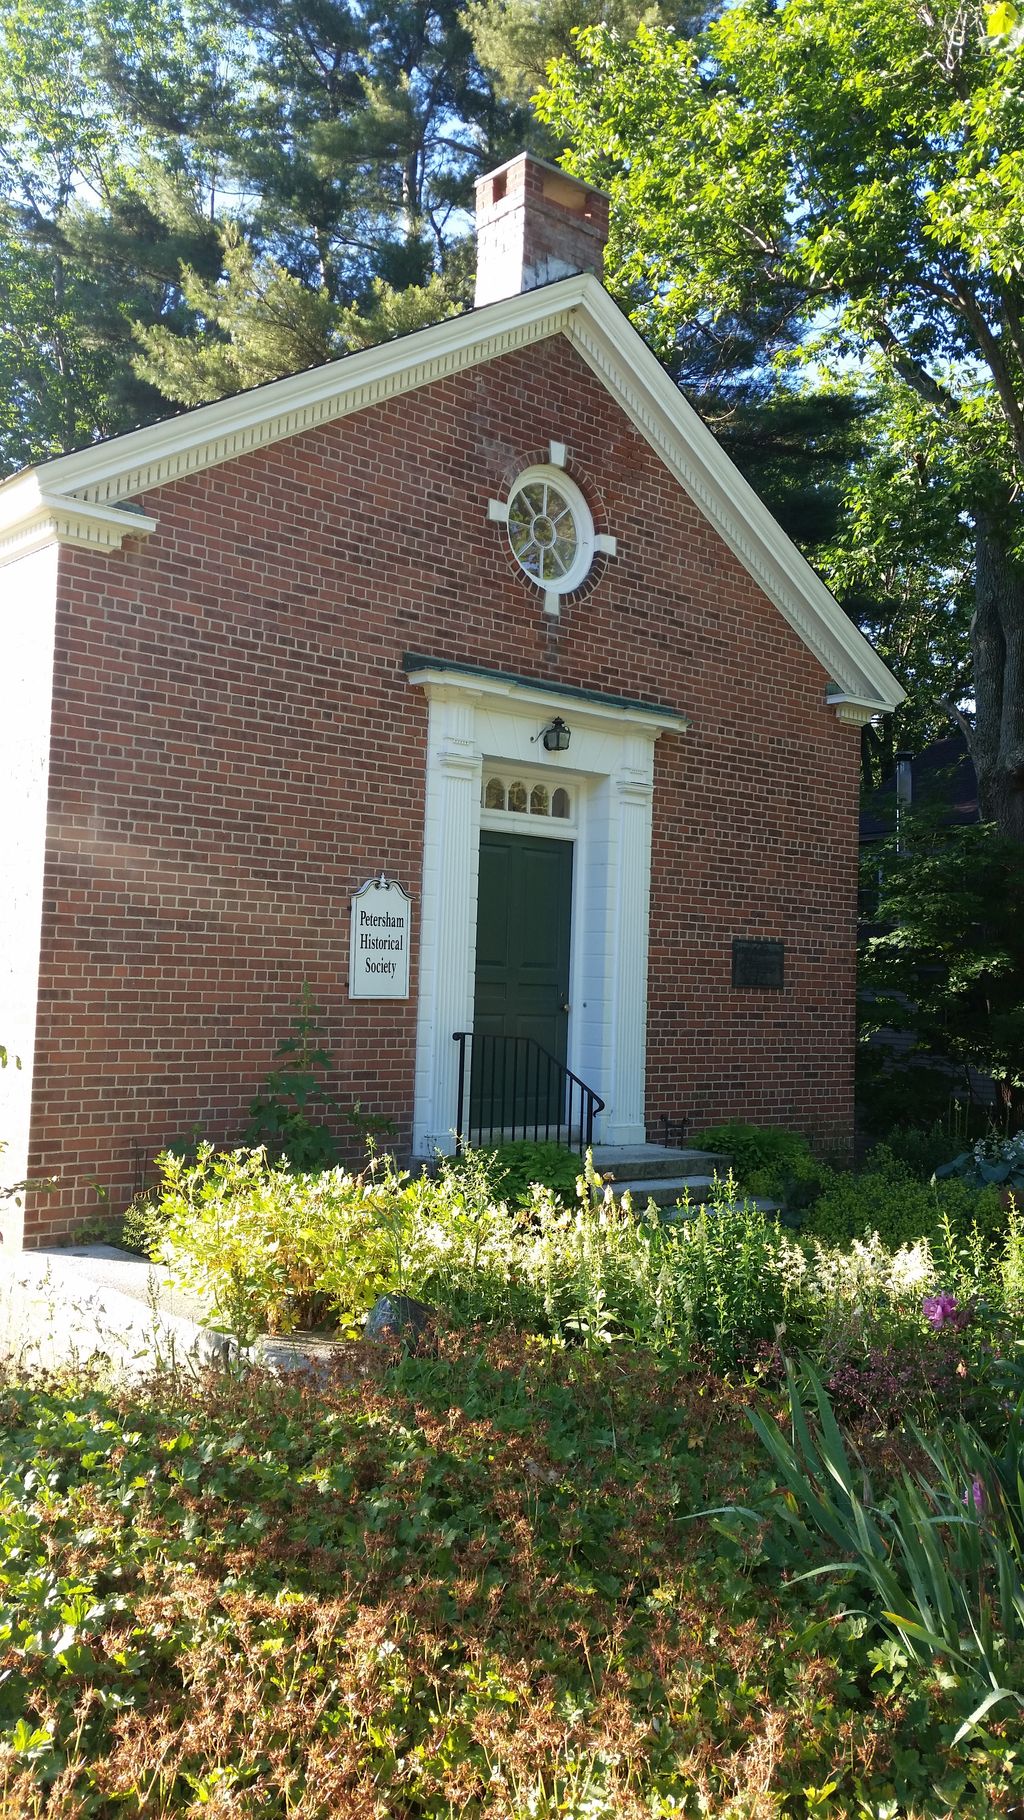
[0,156,902,1247]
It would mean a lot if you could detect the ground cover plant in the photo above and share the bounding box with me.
[2,1342,1023,1818]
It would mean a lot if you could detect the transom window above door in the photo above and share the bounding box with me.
[482,774,574,825]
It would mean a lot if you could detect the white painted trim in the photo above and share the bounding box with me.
[594,532,618,557]
[410,670,675,1156]
[506,462,595,598]
[405,662,689,736]
[826,693,889,727]
[0,271,903,710]
[3,289,580,509]
[480,761,580,836]
[0,545,60,1247]
[487,498,510,523]
[549,440,567,467]
[562,285,904,711]
[0,484,157,569]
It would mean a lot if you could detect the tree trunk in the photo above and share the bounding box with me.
[971,510,1024,841]
[861,714,895,793]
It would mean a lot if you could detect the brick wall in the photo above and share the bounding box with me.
[23,333,859,1243]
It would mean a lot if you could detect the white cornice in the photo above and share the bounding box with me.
[0,272,904,715]
[407,663,688,737]
[826,693,890,728]
[563,284,904,715]
[0,479,158,569]
[3,290,580,511]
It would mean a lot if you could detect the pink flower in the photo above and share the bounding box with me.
[962,1477,986,1513]
[922,1292,971,1331]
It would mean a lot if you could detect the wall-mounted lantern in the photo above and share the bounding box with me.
[539,716,571,753]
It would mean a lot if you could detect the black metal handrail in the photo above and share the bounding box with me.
[452,1031,605,1155]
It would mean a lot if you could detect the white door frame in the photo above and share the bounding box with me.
[407,665,687,1155]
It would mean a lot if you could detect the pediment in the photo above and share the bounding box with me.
[0,275,902,717]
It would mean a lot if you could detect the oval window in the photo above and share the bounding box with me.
[506,465,594,597]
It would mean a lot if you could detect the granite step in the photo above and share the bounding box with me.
[614,1173,720,1205]
[658,1193,782,1220]
[589,1145,732,1183]
[613,1175,781,1214]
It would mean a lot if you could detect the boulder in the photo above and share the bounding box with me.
[363,1293,434,1347]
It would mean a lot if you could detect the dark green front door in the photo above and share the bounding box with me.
[472,832,573,1132]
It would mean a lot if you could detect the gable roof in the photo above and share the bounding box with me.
[0,273,903,719]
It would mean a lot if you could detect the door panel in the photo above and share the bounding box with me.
[472,832,573,1130]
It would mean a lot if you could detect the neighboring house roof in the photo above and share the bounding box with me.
[0,272,903,720]
[860,733,980,841]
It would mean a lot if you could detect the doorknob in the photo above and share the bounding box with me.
[561,1002,570,1013]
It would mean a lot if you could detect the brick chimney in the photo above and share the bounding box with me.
[474,153,610,307]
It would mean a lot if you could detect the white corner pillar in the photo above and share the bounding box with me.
[0,544,61,1248]
[412,692,482,1155]
[599,752,655,1146]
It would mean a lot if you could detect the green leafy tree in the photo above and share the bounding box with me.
[0,0,228,472]
[861,817,1024,1122]
[128,0,523,399]
[132,230,457,403]
[0,0,135,466]
[0,0,520,457]
[466,0,684,110]
[817,374,976,787]
[539,2,1024,836]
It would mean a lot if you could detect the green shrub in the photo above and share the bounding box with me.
[692,1121,823,1204]
[151,1146,409,1339]
[146,1145,1023,1394]
[693,1120,808,1176]
[865,1120,972,1181]
[149,1143,799,1361]
[475,1139,585,1204]
[803,1156,1006,1252]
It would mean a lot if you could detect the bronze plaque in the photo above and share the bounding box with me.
[732,939,785,990]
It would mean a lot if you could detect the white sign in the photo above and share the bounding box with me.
[349,875,411,998]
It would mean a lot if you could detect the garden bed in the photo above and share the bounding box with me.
[2,1339,1022,1817]
[6,1135,1021,1813]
